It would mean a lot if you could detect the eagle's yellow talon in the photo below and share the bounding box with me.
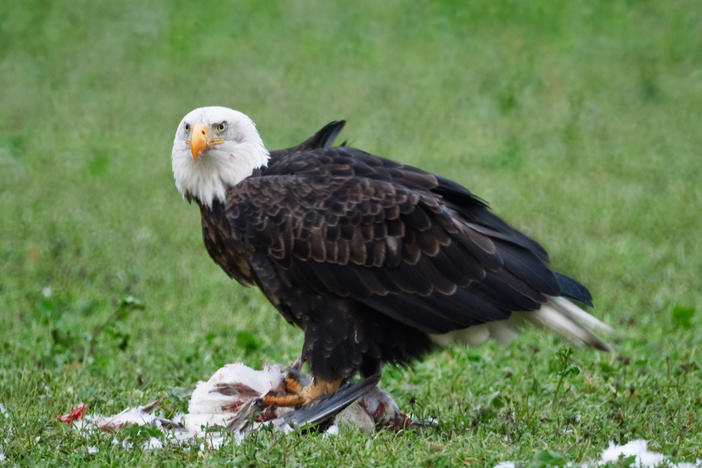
[284,376,303,395]
[261,377,343,408]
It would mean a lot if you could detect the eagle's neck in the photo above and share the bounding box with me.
[196,196,226,216]
[174,144,269,209]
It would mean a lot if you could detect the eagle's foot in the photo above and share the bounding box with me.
[260,393,305,407]
[260,376,342,408]
[283,375,303,395]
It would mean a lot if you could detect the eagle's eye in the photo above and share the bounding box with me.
[184,122,191,133]
[216,121,227,134]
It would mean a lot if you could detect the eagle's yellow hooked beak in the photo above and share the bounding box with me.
[190,123,208,162]
[189,123,225,162]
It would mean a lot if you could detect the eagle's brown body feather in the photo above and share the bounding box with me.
[195,122,593,381]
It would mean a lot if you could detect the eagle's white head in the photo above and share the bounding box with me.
[171,106,269,208]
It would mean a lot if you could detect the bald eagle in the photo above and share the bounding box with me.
[171,106,610,406]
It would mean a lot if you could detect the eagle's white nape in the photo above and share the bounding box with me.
[171,106,270,208]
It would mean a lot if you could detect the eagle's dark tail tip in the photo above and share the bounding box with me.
[554,271,593,307]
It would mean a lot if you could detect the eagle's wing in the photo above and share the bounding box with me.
[268,120,346,156]
[224,147,580,335]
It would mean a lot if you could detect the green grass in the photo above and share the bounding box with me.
[1,0,701,465]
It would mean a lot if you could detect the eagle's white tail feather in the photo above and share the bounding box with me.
[429,296,611,351]
[487,319,522,345]
[430,324,491,347]
[524,301,611,351]
[429,315,523,347]
[549,296,612,333]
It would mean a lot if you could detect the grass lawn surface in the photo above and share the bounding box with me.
[1,1,700,466]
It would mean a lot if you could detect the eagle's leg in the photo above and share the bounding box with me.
[289,355,304,371]
[284,374,304,395]
[261,377,342,407]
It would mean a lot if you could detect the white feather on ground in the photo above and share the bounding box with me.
[495,439,701,467]
[69,362,408,449]
[182,363,289,432]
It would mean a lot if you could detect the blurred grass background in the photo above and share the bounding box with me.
[0,0,700,465]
